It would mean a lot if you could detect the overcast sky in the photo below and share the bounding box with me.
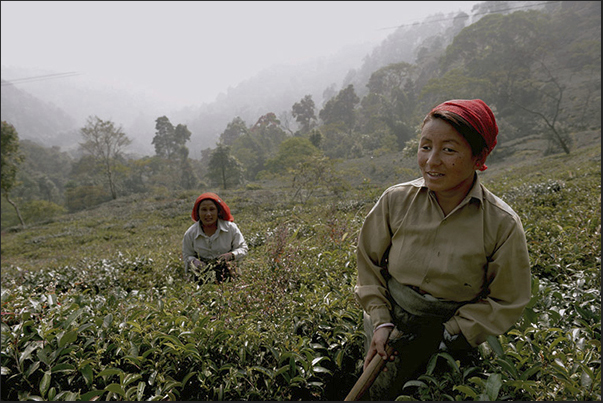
[2,1,481,108]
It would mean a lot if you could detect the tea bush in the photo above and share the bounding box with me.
[1,147,600,400]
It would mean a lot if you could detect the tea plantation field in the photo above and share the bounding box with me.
[1,145,600,400]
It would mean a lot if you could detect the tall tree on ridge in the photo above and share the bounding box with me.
[79,116,132,200]
[292,95,317,134]
[1,121,25,226]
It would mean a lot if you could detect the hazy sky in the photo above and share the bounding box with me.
[2,1,481,108]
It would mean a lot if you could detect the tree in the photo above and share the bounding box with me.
[308,129,323,149]
[250,113,288,152]
[292,95,317,134]
[317,85,360,158]
[431,10,577,153]
[1,121,25,226]
[219,117,248,146]
[508,61,572,154]
[152,116,174,158]
[264,137,321,174]
[150,116,194,192]
[231,134,265,181]
[79,116,132,199]
[174,124,192,161]
[290,155,349,204]
[231,113,287,180]
[207,143,243,190]
[180,159,199,190]
[152,116,191,161]
[17,141,73,205]
[361,62,418,150]
[35,174,59,202]
[319,85,360,133]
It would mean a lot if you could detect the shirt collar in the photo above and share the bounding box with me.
[195,219,230,237]
[418,173,484,207]
[467,173,484,205]
[217,219,230,232]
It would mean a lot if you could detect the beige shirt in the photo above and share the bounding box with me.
[182,219,248,266]
[355,175,531,347]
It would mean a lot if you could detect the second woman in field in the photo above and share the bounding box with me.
[182,192,248,283]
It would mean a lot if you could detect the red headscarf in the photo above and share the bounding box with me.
[431,99,498,171]
[191,192,234,222]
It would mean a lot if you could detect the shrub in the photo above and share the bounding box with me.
[1,148,600,401]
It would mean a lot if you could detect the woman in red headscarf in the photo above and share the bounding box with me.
[353,100,531,400]
[182,192,248,283]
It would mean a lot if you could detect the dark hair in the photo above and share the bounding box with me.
[423,110,487,158]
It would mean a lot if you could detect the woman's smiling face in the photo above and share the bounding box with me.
[417,117,482,201]
[198,199,219,227]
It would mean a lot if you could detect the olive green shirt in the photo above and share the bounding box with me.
[355,175,531,347]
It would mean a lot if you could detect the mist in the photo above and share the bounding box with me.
[1,1,482,155]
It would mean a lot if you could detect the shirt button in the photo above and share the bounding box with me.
[425,278,431,283]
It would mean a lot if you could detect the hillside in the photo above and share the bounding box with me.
[330,128,601,190]
[1,1,599,232]
[0,70,167,156]
[2,129,600,269]
[1,130,600,400]
[0,79,78,149]
[1,1,558,157]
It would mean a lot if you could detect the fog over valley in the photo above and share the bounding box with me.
[2,1,484,157]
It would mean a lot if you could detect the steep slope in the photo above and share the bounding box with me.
[0,79,79,148]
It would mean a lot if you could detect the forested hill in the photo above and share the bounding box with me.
[0,1,600,229]
[187,1,599,165]
[178,1,472,153]
[2,1,588,158]
[181,0,593,156]
[0,79,78,148]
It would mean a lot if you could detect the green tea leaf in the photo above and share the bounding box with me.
[58,329,77,348]
[79,389,105,401]
[61,308,84,329]
[105,383,126,397]
[98,367,124,379]
[102,313,114,329]
[453,384,477,398]
[402,380,427,389]
[50,363,75,373]
[486,335,505,357]
[24,361,40,378]
[136,381,146,401]
[251,366,274,379]
[485,373,502,401]
[81,364,93,385]
[39,371,51,398]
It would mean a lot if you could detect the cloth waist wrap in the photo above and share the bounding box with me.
[387,278,466,334]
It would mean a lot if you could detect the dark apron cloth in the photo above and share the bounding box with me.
[361,278,470,401]
[387,277,466,334]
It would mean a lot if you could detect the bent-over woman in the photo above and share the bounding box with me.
[183,192,248,283]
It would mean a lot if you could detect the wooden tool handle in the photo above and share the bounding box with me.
[344,343,395,401]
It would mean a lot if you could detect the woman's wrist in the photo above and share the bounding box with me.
[374,322,395,333]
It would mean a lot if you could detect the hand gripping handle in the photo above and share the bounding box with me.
[344,328,401,401]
